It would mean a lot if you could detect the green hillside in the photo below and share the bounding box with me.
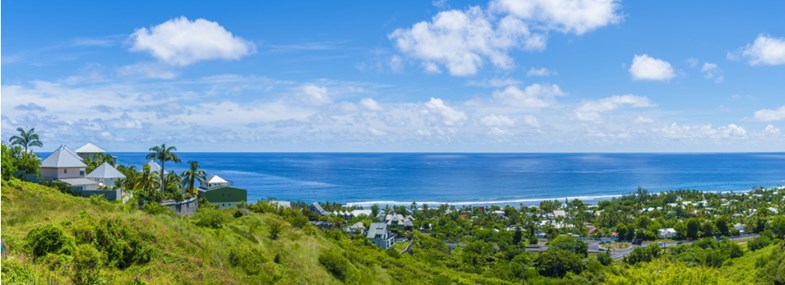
[0,179,509,284]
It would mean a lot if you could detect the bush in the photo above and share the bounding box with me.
[597,251,613,266]
[93,219,152,269]
[228,247,268,275]
[71,244,105,285]
[25,224,74,258]
[747,236,771,251]
[269,221,282,240]
[1,258,37,284]
[318,251,354,281]
[536,249,584,278]
[194,208,225,229]
[141,202,172,216]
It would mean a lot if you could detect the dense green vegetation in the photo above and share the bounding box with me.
[3,177,785,284]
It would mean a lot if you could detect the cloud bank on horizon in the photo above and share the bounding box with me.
[2,1,785,152]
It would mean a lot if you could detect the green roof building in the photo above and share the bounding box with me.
[199,186,247,209]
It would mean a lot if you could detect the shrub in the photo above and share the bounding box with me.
[194,208,225,229]
[141,202,172,216]
[269,221,282,240]
[318,250,354,281]
[71,244,105,285]
[93,218,152,269]
[747,236,771,251]
[598,251,613,266]
[1,258,37,284]
[25,224,74,258]
[228,247,268,275]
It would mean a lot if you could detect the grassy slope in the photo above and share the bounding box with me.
[1,179,510,285]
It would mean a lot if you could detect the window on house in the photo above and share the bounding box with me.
[64,169,68,174]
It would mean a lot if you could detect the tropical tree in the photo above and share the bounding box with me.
[181,160,206,196]
[84,153,116,173]
[9,127,43,152]
[146,144,181,195]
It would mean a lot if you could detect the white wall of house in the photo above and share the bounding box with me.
[41,167,86,180]
[88,177,120,188]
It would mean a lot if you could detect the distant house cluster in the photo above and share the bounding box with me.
[40,144,125,201]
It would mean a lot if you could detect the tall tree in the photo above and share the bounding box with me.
[9,127,43,152]
[146,144,181,195]
[181,160,206,196]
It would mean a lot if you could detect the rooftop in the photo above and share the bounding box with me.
[41,145,87,168]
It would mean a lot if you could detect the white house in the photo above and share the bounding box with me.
[74,143,108,161]
[733,223,746,234]
[40,145,98,191]
[146,160,162,173]
[85,162,126,188]
[201,174,230,190]
[658,228,677,239]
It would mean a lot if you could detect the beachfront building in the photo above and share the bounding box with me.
[202,175,231,190]
[75,143,114,162]
[198,186,247,209]
[40,145,99,191]
[85,162,126,188]
[367,222,395,249]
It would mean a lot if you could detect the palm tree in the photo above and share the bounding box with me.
[9,127,43,152]
[146,144,181,195]
[181,160,206,196]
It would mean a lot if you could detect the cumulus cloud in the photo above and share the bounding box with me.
[492,83,565,108]
[489,0,622,35]
[481,114,516,127]
[14,103,47,112]
[389,7,533,76]
[300,85,331,105]
[754,105,785,122]
[764,124,780,136]
[390,0,621,76]
[701,62,724,83]
[629,54,675,81]
[526,67,555,77]
[360,98,383,111]
[425,98,466,125]
[740,34,785,65]
[575,95,653,122]
[130,17,256,66]
[658,123,747,140]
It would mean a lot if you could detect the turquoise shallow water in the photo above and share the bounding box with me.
[103,152,785,206]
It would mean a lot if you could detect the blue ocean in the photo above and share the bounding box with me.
[105,153,785,206]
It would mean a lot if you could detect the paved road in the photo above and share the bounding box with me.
[608,234,760,260]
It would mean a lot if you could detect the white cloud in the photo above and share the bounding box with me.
[658,123,747,140]
[117,62,178,79]
[466,78,521,87]
[629,54,675,81]
[492,83,565,108]
[526,67,555,77]
[522,115,541,128]
[764,124,780,136]
[700,62,724,83]
[575,95,653,122]
[130,17,255,66]
[301,84,331,105]
[425,98,466,125]
[390,0,621,76]
[741,34,785,65]
[481,114,516,127]
[360,98,383,111]
[754,105,785,122]
[490,0,622,35]
[389,7,531,76]
[634,116,653,124]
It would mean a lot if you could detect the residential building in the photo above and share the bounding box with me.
[202,174,230,190]
[40,145,99,191]
[74,143,114,163]
[367,222,395,249]
[198,186,247,209]
[85,162,126,188]
[310,202,330,216]
[347,222,366,234]
[658,228,677,239]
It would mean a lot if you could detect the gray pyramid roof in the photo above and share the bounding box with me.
[146,160,162,172]
[41,145,87,168]
[75,143,106,154]
[86,162,126,179]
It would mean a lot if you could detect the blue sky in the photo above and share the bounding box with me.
[3,0,785,152]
